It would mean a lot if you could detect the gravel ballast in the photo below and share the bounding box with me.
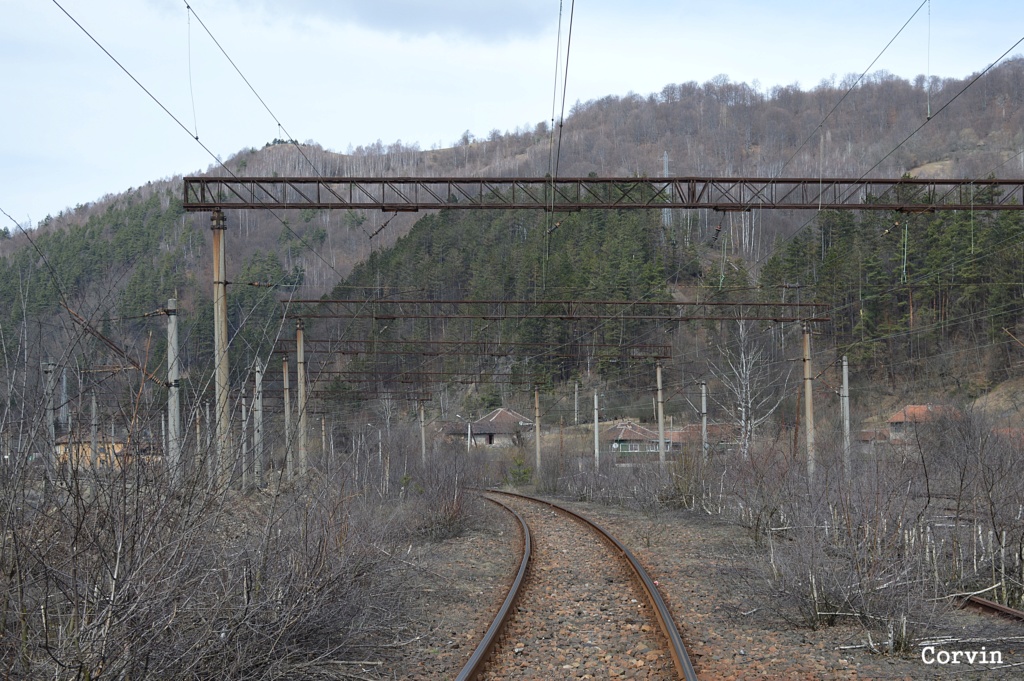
[386,493,1024,679]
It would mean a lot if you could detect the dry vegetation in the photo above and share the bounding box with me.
[516,405,1024,657]
[4,59,1024,678]
[0,412,489,678]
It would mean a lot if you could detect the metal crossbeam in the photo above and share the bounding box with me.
[184,176,1024,212]
[284,298,829,323]
[275,337,672,359]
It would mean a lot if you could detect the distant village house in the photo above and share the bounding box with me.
[887,404,960,444]
[445,407,533,447]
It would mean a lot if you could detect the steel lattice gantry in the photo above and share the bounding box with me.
[184,176,1024,212]
[182,174,1023,473]
[283,298,830,323]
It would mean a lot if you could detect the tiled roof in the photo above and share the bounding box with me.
[473,407,531,434]
[664,423,739,443]
[888,404,958,424]
[602,421,659,442]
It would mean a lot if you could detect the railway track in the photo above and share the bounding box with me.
[456,491,698,680]
[960,594,1024,622]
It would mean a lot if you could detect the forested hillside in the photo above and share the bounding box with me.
[6,57,1024,680]
[2,59,1024,417]
[760,201,1024,392]
[331,207,688,391]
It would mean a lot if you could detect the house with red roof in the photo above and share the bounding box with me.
[887,404,960,444]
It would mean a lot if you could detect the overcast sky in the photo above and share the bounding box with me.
[2,0,1022,227]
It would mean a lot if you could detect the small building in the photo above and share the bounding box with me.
[888,404,960,443]
[56,434,126,468]
[602,421,662,462]
[857,427,890,445]
[602,420,741,463]
[665,423,740,450]
[470,407,532,447]
[444,407,533,447]
[55,435,162,470]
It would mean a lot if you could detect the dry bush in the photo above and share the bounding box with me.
[398,443,485,541]
[0,431,426,680]
[717,408,1024,651]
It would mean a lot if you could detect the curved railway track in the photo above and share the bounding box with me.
[457,491,698,681]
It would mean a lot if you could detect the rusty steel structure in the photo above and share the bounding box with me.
[274,337,673,359]
[190,172,1004,443]
[312,370,542,385]
[270,298,828,401]
[184,175,1024,213]
[260,389,433,401]
[285,298,830,323]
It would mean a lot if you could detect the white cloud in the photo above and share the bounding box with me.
[2,0,1022,224]
[241,0,553,39]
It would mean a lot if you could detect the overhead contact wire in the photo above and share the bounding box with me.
[553,0,576,181]
[50,0,338,423]
[776,0,929,179]
[182,2,323,180]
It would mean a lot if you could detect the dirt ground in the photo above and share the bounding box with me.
[387,492,1024,679]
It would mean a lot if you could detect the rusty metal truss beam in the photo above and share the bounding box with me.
[261,389,432,402]
[274,337,673,359]
[283,298,829,323]
[184,176,1024,212]
[314,370,544,386]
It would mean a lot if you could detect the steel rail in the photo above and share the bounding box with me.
[960,595,1024,621]
[484,490,699,681]
[456,496,532,681]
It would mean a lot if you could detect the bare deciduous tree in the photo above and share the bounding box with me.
[709,320,791,459]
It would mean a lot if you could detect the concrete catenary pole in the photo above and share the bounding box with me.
[282,354,292,478]
[803,324,816,485]
[166,298,181,487]
[90,392,98,470]
[205,401,211,451]
[842,355,851,480]
[656,363,666,465]
[535,388,542,475]
[574,381,579,426]
[296,319,307,477]
[240,395,248,490]
[253,358,264,487]
[60,369,68,434]
[593,390,600,469]
[43,360,56,482]
[195,406,202,468]
[700,381,708,465]
[211,209,230,486]
[419,401,427,466]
